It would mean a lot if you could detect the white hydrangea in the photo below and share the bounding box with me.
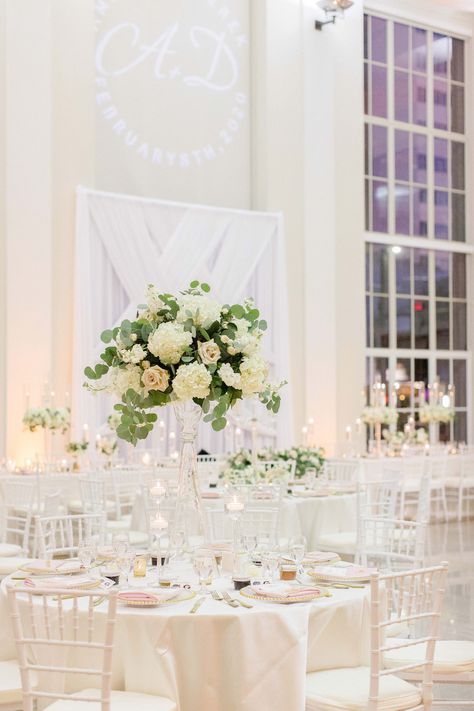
[108,364,142,397]
[239,355,269,397]
[218,363,242,389]
[176,294,221,328]
[146,284,164,313]
[172,362,212,401]
[119,343,147,364]
[147,322,193,365]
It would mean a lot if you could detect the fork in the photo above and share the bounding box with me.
[211,590,239,608]
[222,590,253,609]
[189,596,207,614]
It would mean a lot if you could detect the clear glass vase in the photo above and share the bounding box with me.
[170,401,208,554]
[429,421,439,447]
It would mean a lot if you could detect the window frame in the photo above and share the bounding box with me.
[363,5,473,441]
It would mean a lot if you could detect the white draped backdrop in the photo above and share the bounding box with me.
[72,187,292,454]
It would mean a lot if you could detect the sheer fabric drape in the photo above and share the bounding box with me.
[73,187,292,452]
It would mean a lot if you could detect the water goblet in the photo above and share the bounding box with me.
[78,540,95,570]
[289,536,306,575]
[193,554,213,594]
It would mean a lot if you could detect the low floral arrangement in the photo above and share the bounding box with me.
[419,405,455,424]
[221,445,325,483]
[66,441,89,454]
[84,282,285,445]
[96,435,117,457]
[382,427,428,446]
[221,463,290,486]
[23,407,70,434]
[361,406,399,426]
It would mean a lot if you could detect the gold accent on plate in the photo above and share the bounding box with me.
[118,590,196,608]
[240,586,331,604]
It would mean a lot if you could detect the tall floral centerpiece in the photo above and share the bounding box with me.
[419,379,455,446]
[23,406,70,466]
[84,281,284,548]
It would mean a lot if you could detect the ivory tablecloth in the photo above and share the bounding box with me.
[0,577,370,711]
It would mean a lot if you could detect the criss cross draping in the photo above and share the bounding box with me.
[73,187,292,453]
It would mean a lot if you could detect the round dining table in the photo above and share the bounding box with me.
[1,571,370,711]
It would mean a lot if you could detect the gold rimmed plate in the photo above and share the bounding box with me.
[240,585,330,604]
[117,589,196,608]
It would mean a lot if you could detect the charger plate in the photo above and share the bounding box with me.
[308,565,374,583]
[240,586,330,604]
[19,560,85,576]
[117,589,196,608]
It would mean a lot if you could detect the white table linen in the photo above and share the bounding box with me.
[0,576,370,711]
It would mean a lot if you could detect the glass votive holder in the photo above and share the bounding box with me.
[280,564,297,581]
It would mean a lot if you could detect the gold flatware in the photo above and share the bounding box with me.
[211,590,239,608]
[189,596,206,614]
[222,590,253,609]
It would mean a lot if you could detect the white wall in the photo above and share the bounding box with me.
[1,0,473,460]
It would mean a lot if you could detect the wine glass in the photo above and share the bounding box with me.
[78,540,95,570]
[193,554,213,594]
[112,533,129,558]
[116,551,133,588]
[266,552,281,582]
[289,536,306,575]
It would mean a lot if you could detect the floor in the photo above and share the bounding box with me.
[424,518,474,709]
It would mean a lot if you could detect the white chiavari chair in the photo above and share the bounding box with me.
[34,512,106,559]
[358,516,427,571]
[305,564,449,711]
[6,585,177,711]
[316,478,399,559]
[445,455,474,522]
[0,482,34,558]
[320,460,359,485]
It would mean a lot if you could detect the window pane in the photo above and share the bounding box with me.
[364,14,369,60]
[435,252,450,298]
[365,179,370,230]
[414,358,428,387]
[412,27,427,73]
[373,180,388,232]
[373,297,389,347]
[395,71,409,122]
[394,23,409,69]
[433,80,448,130]
[373,244,389,293]
[413,187,427,236]
[396,250,410,294]
[451,142,465,190]
[397,298,411,348]
[364,63,369,114]
[434,138,448,187]
[395,185,410,235]
[371,17,387,63]
[395,130,410,181]
[372,65,387,117]
[436,358,450,385]
[396,359,411,409]
[434,190,449,240]
[366,295,371,347]
[453,302,467,350]
[412,75,427,125]
[454,412,467,444]
[436,301,450,349]
[451,85,464,134]
[412,134,427,184]
[452,253,466,298]
[372,125,387,177]
[453,359,467,407]
[433,33,450,77]
[414,249,428,296]
[415,299,429,348]
[374,357,389,384]
[451,37,464,82]
[452,193,465,242]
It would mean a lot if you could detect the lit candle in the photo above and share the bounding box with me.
[150,513,168,531]
[301,426,308,447]
[307,417,315,446]
[235,427,242,451]
[345,425,352,442]
[448,384,455,409]
[50,391,55,408]
[142,452,151,466]
[355,418,362,435]
[408,416,415,432]
[82,424,89,443]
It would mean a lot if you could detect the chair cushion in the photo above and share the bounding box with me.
[0,659,37,704]
[384,639,474,674]
[0,556,33,575]
[68,499,116,514]
[306,666,422,711]
[0,543,24,557]
[47,688,177,711]
[316,532,356,554]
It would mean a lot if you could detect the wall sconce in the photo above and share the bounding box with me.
[315,0,354,30]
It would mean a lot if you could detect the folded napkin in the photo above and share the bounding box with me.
[117,590,177,604]
[23,574,98,589]
[252,584,322,600]
[304,551,340,564]
[311,563,375,579]
[22,560,83,575]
